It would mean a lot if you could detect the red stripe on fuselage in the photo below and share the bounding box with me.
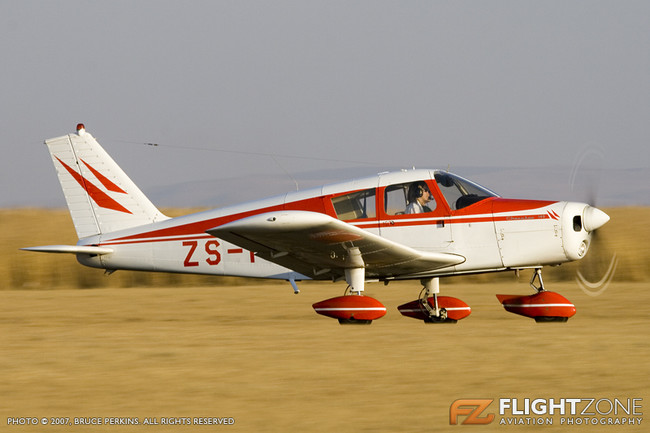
[98,197,558,247]
[100,234,214,246]
[107,205,284,243]
[105,196,329,244]
[491,198,556,213]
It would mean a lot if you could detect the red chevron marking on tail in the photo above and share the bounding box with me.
[55,156,132,214]
[80,159,128,194]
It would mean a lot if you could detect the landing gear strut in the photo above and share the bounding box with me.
[312,249,387,324]
[419,278,449,322]
[530,268,546,292]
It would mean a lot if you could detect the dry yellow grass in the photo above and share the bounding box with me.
[0,281,647,432]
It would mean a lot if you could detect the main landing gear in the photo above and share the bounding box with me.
[312,264,387,325]
[313,275,472,325]
[397,277,471,323]
[312,286,387,325]
[496,268,576,322]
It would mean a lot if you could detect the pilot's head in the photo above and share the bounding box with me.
[408,181,431,204]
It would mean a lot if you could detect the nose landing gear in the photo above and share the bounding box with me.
[496,268,576,322]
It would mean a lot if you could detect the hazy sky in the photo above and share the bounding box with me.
[1,1,648,208]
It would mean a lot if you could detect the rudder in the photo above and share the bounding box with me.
[45,124,168,239]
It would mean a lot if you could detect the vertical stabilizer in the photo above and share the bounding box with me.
[45,124,168,239]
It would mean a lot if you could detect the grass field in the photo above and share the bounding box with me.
[1,208,648,431]
[0,281,647,432]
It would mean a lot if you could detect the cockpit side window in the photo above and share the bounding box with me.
[434,172,498,210]
[331,188,376,220]
[384,181,437,216]
[384,184,408,215]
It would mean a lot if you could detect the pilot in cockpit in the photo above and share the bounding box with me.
[406,181,433,214]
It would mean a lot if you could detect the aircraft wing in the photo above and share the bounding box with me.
[207,211,465,280]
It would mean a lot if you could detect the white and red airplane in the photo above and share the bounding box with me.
[23,124,610,324]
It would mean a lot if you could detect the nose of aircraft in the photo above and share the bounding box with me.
[583,206,610,232]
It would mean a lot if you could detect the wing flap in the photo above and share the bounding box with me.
[207,211,464,280]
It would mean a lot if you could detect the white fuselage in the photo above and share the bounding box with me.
[76,169,595,282]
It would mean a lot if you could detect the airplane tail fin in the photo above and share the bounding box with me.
[45,124,168,239]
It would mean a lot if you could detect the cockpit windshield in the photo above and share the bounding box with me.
[434,171,499,210]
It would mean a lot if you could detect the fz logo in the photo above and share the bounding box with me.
[449,399,495,425]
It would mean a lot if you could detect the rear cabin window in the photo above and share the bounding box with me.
[331,188,376,220]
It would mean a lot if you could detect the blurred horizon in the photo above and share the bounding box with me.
[7,163,648,209]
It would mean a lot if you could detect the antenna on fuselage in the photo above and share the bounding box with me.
[271,155,299,191]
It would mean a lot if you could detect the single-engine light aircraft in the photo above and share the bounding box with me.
[23,124,610,324]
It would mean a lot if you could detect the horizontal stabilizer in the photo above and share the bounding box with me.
[21,245,113,255]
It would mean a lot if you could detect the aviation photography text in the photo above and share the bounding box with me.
[450,397,643,427]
